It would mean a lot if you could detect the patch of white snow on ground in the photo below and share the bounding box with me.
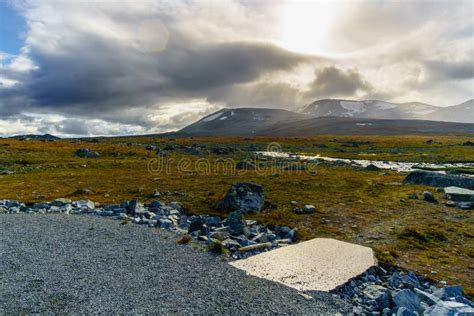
[219,116,228,120]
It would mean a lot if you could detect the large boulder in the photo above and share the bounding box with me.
[403,170,474,190]
[75,148,101,158]
[215,182,265,213]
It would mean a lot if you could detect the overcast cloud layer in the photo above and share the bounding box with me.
[0,0,473,136]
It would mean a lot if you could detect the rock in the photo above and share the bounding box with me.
[409,193,418,200]
[169,209,180,216]
[168,201,183,211]
[444,186,474,202]
[433,285,464,300]
[362,285,390,308]
[396,307,417,316]
[149,200,162,209]
[233,235,255,247]
[150,190,161,198]
[392,289,422,313]
[76,200,95,210]
[414,288,440,306]
[215,182,265,213]
[202,216,221,227]
[33,202,51,210]
[188,218,204,233]
[0,169,14,175]
[401,271,421,289]
[209,231,229,241]
[403,170,474,190]
[239,242,272,252]
[251,232,269,243]
[158,218,173,229]
[226,211,250,236]
[53,198,72,206]
[275,226,291,238]
[127,199,141,216]
[236,161,257,170]
[293,205,316,214]
[423,301,474,315]
[282,164,306,171]
[222,239,241,251]
[366,164,381,171]
[422,191,438,204]
[75,148,100,158]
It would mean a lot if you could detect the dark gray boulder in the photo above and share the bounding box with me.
[75,148,100,158]
[188,217,204,233]
[215,182,265,213]
[365,164,380,171]
[422,191,438,204]
[226,210,250,236]
[433,285,464,300]
[391,289,422,313]
[403,170,474,189]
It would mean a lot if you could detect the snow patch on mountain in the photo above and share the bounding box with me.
[203,111,224,122]
[340,101,367,116]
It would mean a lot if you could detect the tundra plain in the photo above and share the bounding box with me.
[0,135,473,296]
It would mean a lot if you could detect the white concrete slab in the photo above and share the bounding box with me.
[230,238,376,292]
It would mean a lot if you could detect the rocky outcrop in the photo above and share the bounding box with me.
[215,182,265,213]
[403,170,474,189]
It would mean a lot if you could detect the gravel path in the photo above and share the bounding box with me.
[0,214,350,314]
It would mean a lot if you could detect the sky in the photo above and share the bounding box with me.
[0,0,473,137]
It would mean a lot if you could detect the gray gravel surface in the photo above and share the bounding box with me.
[0,214,350,314]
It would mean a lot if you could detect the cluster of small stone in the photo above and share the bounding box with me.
[333,266,474,315]
[0,198,296,259]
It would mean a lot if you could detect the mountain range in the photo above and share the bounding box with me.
[175,99,474,137]
[301,99,473,123]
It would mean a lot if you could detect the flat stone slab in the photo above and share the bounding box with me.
[230,238,376,292]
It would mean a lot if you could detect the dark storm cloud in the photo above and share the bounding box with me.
[2,36,308,125]
[158,41,308,91]
[306,66,372,98]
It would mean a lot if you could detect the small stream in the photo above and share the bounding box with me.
[257,151,474,174]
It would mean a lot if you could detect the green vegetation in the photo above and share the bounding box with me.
[0,135,473,295]
[207,241,227,254]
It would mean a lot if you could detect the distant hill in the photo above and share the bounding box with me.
[178,108,308,136]
[9,134,60,141]
[256,116,474,136]
[427,99,474,123]
[301,99,474,123]
[174,106,474,137]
